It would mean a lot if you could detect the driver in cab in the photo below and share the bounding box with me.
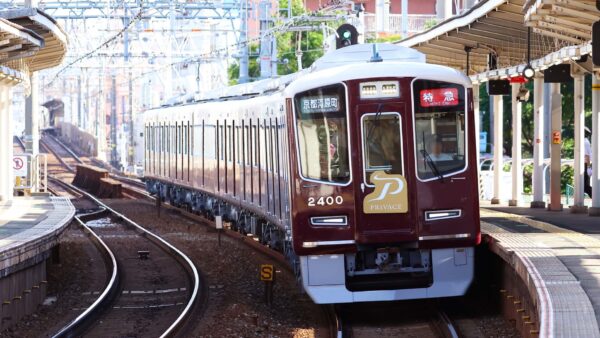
[428,136,453,161]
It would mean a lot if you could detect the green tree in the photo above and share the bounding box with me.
[227,43,260,85]
[228,0,328,83]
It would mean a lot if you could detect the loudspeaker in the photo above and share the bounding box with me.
[544,64,572,83]
[487,80,510,96]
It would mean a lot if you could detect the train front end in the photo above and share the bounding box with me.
[285,44,480,304]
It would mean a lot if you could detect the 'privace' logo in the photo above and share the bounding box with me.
[363,171,408,214]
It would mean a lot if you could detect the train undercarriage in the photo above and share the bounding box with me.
[144,178,303,282]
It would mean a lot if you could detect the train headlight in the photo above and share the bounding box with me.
[310,216,348,226]
[359,81,400,99]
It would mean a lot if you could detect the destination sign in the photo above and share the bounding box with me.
[299,95,340,115]
[419,88,459,107]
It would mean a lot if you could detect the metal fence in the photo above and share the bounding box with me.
[362,13,437,36]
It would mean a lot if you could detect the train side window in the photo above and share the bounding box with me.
[219,124,224,161]
[202,121,205,185]
[260,121,266,170]
[236,125,241,165]
[228,125,233,163]
[184,123,188,155]
[267,119,275,172]
[193,123,201,156]
[205,123,215,159]
[152,125,155,152]
[253,123,259,167]
[175,124,179,154]
[245,125,250,166]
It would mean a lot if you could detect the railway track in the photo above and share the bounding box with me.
[49,178,203,337]
[40,133,149,197]
[335,301,459,338]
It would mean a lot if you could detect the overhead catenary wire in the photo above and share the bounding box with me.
[47,0,352,86]
[46,0,146,87]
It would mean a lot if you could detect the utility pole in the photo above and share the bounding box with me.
[259,0,273,79]
[111,75,118,168]
[238,0,249,83]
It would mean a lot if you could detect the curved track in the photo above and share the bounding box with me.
[49,178,203,338]
[39,135,203,337]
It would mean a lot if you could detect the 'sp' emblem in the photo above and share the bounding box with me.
[363,171,408,214]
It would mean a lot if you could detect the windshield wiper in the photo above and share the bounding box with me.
[365,103,384,140]
[420,149,444,182]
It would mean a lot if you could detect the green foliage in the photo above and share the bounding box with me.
[520,163,573,195]
[227,44,260,85]
[479,74,594,161]
[423,19,437,30]
[561,164,574,195]
[228,0,327,83]
[276,28,323,75]
[365,34,402,44]
[523,163,533,194]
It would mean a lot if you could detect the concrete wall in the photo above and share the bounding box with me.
[0,258,48,330]
[58,121,98,157]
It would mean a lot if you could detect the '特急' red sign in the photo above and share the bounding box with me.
[419,88,459,107]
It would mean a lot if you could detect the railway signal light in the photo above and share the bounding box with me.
[336,24,358,49]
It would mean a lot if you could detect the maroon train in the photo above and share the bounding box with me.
[144,44,480,303]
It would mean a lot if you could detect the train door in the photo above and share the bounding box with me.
[352,103,417,244]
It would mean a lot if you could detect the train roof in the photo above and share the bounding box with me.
[155,43,470,109]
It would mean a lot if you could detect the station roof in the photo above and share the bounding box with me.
[398,0,593,82]
[0,8,67,72]
[0,16,43,64]
[525,0,595,45]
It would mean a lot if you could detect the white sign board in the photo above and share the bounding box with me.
[13,155,28,177]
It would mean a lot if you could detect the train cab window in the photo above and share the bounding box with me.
[293,84,350,184]
[413,80,466,181]
[361,112,403,186]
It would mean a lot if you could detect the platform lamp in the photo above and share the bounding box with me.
[522,26,535,79]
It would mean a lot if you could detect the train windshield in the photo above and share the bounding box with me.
[294,84,350,184]
[362,112,403,185]
[413,80,466,180]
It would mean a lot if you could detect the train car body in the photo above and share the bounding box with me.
[144,44,480,304]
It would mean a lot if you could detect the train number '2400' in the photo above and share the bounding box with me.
[308,196,344,207]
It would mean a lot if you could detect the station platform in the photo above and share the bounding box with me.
[0,195,74,329]
[481,202,600,337]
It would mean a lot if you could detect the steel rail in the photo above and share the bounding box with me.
[48,178,201,337]
[49,179,117,338]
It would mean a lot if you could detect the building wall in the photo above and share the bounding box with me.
[303,0,437,14]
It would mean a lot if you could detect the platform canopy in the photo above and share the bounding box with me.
[525,0,596,44]
[398,0,593,82]
[0,8,67,72]
[0,16,43,84]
